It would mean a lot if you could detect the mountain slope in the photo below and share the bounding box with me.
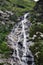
[0,0,35,16]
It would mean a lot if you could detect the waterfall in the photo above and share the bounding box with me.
[8,13,35,65]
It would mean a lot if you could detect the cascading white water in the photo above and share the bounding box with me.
[21,13,35,65]
[8,13,35,65]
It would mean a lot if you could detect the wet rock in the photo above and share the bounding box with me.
[18,42,23,49]
[7,13,35,65]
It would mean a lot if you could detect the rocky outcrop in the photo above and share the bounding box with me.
[0,10,15,25]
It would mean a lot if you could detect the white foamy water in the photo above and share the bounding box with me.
[8,13,35,65]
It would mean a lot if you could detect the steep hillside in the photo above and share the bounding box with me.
[0,0,35,45]
[0,0,35,16]
[0,0,36,65]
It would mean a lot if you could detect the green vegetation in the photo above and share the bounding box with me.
[0,22,14,59]
[0,0,35,59]
[29,0,43,65]
[0,0,43,65]
[0,63,4,65]
[29,23,43,37]
[30,40,43,65]
[31,0,43,23]
[0,0,35,16]
[0,41,11,58]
